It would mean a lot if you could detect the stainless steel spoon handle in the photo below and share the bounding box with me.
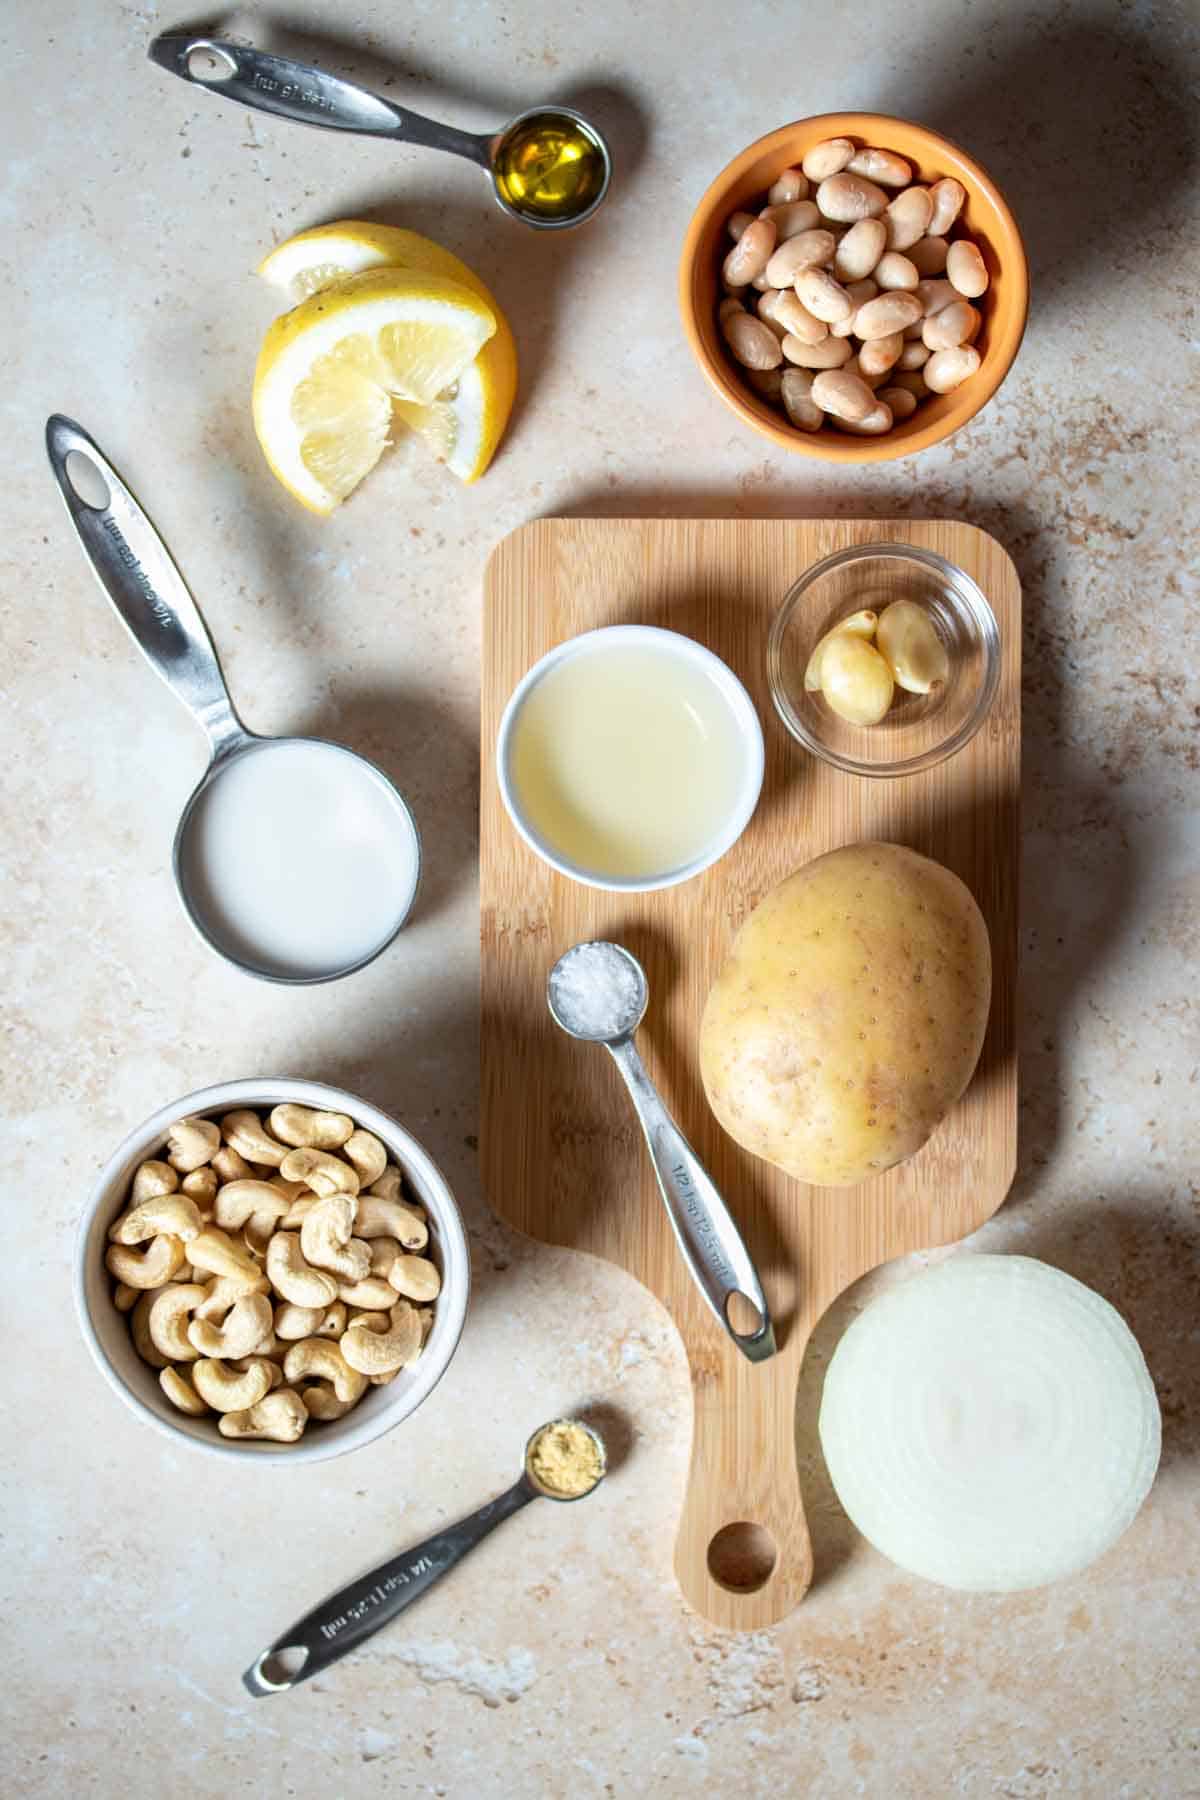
[243,1477,537,1696]
[148,35,492,167]
[45,417,250,761]
[605,1038,776,1363]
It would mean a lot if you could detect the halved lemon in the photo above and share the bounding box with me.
[252,266,496,514]
[258,222,518,486]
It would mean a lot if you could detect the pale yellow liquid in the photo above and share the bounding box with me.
[509,643,749,878]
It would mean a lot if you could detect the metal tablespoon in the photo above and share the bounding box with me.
[149,35,612,231]
[243,1418,606,1696]
[547,942,776,1364]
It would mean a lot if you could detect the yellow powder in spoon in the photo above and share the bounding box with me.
[527,1420,604,1498]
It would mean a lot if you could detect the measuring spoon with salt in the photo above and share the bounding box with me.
[46,416,421,984]
[548,942,776,1364]
[243,1417,606,1696]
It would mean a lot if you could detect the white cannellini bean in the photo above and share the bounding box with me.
[801,137,855,181]
[751,269,773,290]
[872,251,919,291]
[793,265,854,323]
[947,238,989,297]
[847,146,912,188]
[816,172,889,222]
[885,185,934,250]
[722,218,776,287]
[908,235,949,275]
[898,338,930,369]
[879,385,919,419]
[927,177,965,237]
[922,297,979,350]
[833,218,887,282]
[857,330,904,377]
[890,368,929,400]
[765,231,836,288]
[780,367,824,431]
[811,367,876,422]
[831,277,878,336]
[915,278,959,316]
[760,200,820,240]
[767,166,809,205]
[718,296,744,322]
[853,291,923,340]
[744,366,785,403]
[720,310,784,370]
[924,345,982,392]
[840,401,894,434]
[727,210,756,242]
[781,332,853,369]
[759,287,828,346]
[851,354,889,389]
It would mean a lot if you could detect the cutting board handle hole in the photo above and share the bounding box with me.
[707,1521,777,1593]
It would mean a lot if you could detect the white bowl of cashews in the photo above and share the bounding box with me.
[75,1078,470,1463]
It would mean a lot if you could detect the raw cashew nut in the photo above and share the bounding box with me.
[131,1289,171,1367]
[106,1235,186,1290]
[279,1147,360,1199]
[109,1194,202,1246]
[266,1232,339,1308]
[191,1356,274,1413]
[219,1388,308,1443]
[337,1275,402,1310]
[366,1167,405,1203]
[188,1292,274,1359]
[131,1160,179,1205]
[166,1116,220,1173]
[387,1254,442,1303]
[243,1212,280,1256]
[181,1167,218,1210]
[343,1130,387,1188]
[284,1337,368,1419]
[212,1146,255,1185]
[221,1110,288,1169]
[368,1238,403,1281]
[188,1226,263,1284]
[341,1301,423,1376]
[230,1354,283,1390]
[214,1180,290,1233]
[354,1195,428,1248]
[300,1196,371,1282]
[160,1366,208,1416]
[315,1301,348,1339]
[113,1282,139,1313]
[273,1301,326,1340]
[193,1271,270,1321]
[148,1283,210,1361]
[280,1193,319,1229]
[268,1103,355,1150]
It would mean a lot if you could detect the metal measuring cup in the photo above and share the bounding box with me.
[46,415,421,984]
[149,34,612,231]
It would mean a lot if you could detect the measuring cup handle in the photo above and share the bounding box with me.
[46,416,250,760]
[147,35,493,166]
[606,1039,776,1363]
[243,1478,537,1696]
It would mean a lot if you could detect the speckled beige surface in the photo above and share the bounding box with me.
[2,0,1199,1794]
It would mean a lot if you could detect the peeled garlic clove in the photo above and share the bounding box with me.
[819,634,895,725]
[803,609,878,692]
[875,600,950,694]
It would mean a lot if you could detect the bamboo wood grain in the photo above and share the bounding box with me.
[481,519,1020,1628]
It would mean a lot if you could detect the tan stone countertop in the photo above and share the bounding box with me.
[3,1,1198,1794]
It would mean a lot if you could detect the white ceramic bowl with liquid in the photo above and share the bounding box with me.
[75,1078,470,1464]
[496,624,765,892]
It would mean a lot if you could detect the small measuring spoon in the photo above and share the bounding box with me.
[243,1417,607,1696]
[46,416,421,984]
[149,34,612,231]
[548,942,776,1364]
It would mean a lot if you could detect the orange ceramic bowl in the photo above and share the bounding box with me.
[679,114,1028,462]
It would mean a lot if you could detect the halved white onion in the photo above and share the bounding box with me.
[818,1255,1160,1592]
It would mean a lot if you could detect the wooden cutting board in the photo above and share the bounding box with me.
[480,519,1019,1628]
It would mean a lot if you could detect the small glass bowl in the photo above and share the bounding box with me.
[767,544,1000,778]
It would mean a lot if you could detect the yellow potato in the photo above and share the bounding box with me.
[699,842,991,1187]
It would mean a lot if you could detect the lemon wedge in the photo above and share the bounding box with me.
[252,266,496,513]
[258,222,518,486]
